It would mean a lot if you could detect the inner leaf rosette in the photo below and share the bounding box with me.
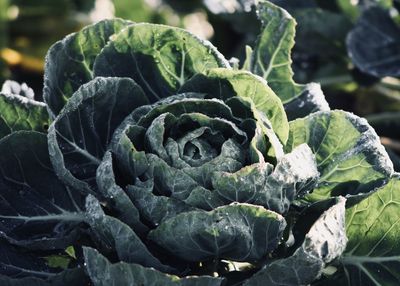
[99,90,319,264]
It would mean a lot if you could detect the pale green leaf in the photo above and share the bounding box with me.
[0,93,48,139]
[286,110,393,203]
[250,1,329,119]
[93,23,229,102]
[342,176,400,285]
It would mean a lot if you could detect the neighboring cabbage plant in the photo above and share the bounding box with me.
[0,2,397,286]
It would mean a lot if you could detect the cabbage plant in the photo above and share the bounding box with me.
[0,2,398,286]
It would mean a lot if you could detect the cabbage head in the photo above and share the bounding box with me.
[0,2,396,286]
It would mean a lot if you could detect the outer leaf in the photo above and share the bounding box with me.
[179,68,289,144]
[0,241,88,286]
[83,247,224,286]
[126,184,196,227]
[212,144,319,214]
[286,110,393,203]
[93,23,229,102]
[250,1,329,119]
[250,0,297,102]
[44,18,132,117]
[85,195,173,273]
[282,82,330,121]
[347,6,400,78]
[0,93,49,139]
[148,203,286,262]
[0,131,86,250]
[341,175,400,285]
[244,197,347,286]
[96,151,148,234]
[48,77,149,194]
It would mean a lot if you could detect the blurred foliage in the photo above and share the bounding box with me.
[0,0,183,96]
[1,0,97,95]
[0,0,10,83]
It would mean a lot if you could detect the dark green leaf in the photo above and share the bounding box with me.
[177,138,246,189]
[111,130,209,203]
[282,83,331,121]
[126,184,195,227]
[213,144,319,214]
[96,151,149,234]
[148,203,286,262]
[126,152,226,208]
[83,247,224,286]
[44,18,132,117]
[48,77,149,194]
[136,98,244,134]
[244,197,347,286]
[85,195,173,272]
[0,131,86,250]
[0,240,88,286]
